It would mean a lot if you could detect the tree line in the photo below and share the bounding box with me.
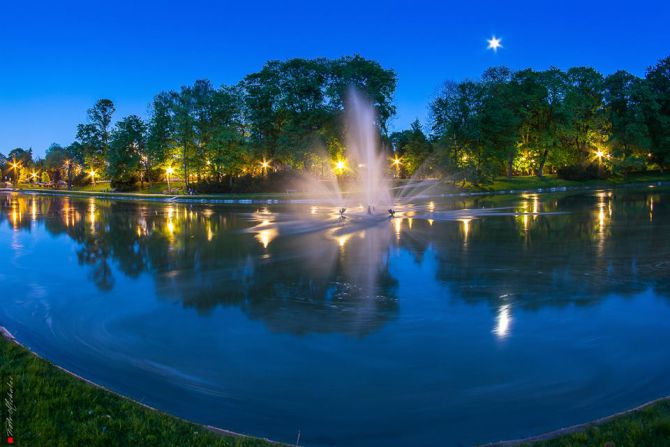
[1,54,669,191]
[425,58,670,184]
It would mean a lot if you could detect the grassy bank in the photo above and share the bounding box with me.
[2,334,670,447]
[475,171,670,192]
[12,171,670,202]
[520,399,670,446]
[0,334,275,447]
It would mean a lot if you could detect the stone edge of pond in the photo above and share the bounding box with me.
[6,180,670,205]
[0,324,285,446]
[481,395,670,446]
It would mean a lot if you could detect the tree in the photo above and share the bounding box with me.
[645,56,670,169]
[108,115,147,190]
[390,119,432,177]
[147,92,175,170]
[603,71,653,174]
[431,80,490,183]
[76,99,116,173]
[479,67,525,178]
[6,148,33,183]
[44,144,68,187]
[562,67,608,164]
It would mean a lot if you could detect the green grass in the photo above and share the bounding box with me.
[521,399,670,446]
[0,335,276,447]
[470,171,670,193]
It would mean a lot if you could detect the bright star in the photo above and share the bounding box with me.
[487,36,502,52]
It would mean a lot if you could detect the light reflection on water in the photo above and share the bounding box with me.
[0,188,669,446]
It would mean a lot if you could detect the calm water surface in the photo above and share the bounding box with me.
[1,188,669,446]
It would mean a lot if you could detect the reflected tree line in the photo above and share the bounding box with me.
[1,191,668,336]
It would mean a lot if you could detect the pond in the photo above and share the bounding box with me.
[1,187,669,446]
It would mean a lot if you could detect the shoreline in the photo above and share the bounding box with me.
[0,324,282,446]
[5,179,669,205]
[2,323,668,446]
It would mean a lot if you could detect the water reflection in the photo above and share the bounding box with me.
[1,188,670,339]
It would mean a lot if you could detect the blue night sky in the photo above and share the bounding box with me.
[1,0,668,156]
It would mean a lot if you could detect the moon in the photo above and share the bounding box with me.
[487,36,502,52]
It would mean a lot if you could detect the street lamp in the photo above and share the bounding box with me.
[89,169,97,186]
[334,159,346,175]
[166,166,174,192]
[10,159,21,183]
[260,159,271,176]
[391,155,401,176]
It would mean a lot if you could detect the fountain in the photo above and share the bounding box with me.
[250,88,563,245]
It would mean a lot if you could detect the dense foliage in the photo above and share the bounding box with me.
[430,57,670,184]
[1,55,669,191]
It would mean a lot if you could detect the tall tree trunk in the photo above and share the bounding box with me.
[182,143,188,191]
[67,165,73,190]
[506,151,513,178]
[536,149,549,178]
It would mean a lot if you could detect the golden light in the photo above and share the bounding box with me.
[391,155,401,166]
[394,217,402,239]
[336,160,346,171]
[460,218,472,242]
[335,233,351,249]
[257,229,277,249]
[89,170,96,178]
[596,150,604,159]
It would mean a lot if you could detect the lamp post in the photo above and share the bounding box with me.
[89,169,97,186]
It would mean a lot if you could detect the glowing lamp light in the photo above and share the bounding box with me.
[392,156,401,166]
[166,167,175,175]
[334,159,347,174]
[596,150,605,159]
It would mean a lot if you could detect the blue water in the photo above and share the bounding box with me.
[1,188,669,446]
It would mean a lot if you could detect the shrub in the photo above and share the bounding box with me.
[557,163,610,181]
